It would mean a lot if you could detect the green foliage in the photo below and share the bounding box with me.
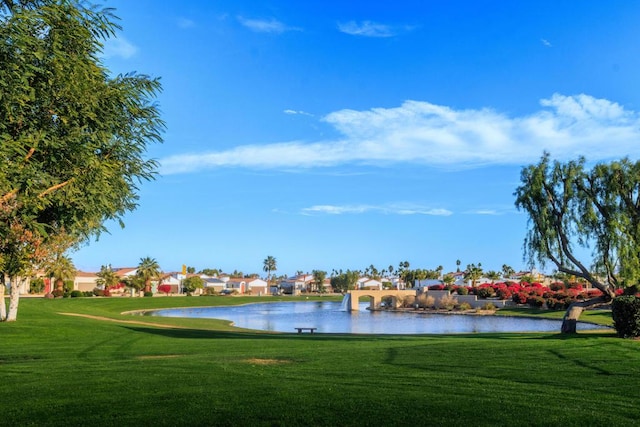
[69,290,82,298]
[311,269,327,292]
[96,265,119,290]
[481,302,497,311]
[458,302,472,311]
[182,276,204,294]
[611,296,640,338]
[143,291,153,297]
[29,277,45,293]
[0,0,163,320]
[515,154,640,298]
[136,257,161,293]
[464,263,483,286]
[330,270,359,292]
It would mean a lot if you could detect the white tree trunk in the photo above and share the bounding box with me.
[0,284,6,321]
[6,277,21,322]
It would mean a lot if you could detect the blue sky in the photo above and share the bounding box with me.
[72,0,640,277]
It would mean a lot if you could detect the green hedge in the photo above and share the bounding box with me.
[611,295,640,338]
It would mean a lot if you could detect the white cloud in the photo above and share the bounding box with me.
[238,16,299,33]
[541,38,552,47]
[102,37,137,59]
[300,204,453,216]
[284,109,314,116]
[337,20,395,37]
[160,94,640,174]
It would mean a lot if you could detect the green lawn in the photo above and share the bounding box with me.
[1,296,638,426]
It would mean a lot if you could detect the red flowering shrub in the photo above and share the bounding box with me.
[587,289,603,298]
[158,284,172,295]
[526,296,545,308]
[549,282,565,291]
[496,287,512,300]
[512,292,528,304]
[428,284,444,291]
[566,282,584,291]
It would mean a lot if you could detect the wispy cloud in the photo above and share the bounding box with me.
[160,94,640,174]
[300,204,453,216]
[337,20,395,37]
[284,109,314,117]
[102,37,137,59]
[541,38,552,47]
[237,16,300,33]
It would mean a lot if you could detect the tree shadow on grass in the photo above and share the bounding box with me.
[119,325,381,342]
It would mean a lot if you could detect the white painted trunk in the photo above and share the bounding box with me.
[6,278,21,322]
[0,284,6,321]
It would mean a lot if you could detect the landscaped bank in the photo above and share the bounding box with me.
[1,297,639,426]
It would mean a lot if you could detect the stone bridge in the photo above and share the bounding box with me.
[345,289,418,311]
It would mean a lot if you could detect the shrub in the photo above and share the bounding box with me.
[30,278,45,294]
[458,302,472,311]
[44,293,54,299]
[456,287,469,296]
[51,289,64,298]
[428,284,444,291]
[70,290,83,298]
[401,295,416,308]
[437,294,458,310]
[416,294,435,309]
[549,282,565,292]
[144,291,153,297]
[512,292,528,305]
[204,287,218,296]
[611,296,640,338]
[158,284,172,295]
[481,302,496,311]
[526,296,545,308]
[82,291,94,297]
[93,288,104,297]
[495,287,512,300]
[476,285,495,299]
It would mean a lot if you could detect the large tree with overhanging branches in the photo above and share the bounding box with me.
[0,0,164,321]
[515,153,640,333]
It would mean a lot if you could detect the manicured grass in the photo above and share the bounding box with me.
[1,296,638,426]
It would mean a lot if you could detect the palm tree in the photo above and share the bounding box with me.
[96,265,120,290]
[47,255,76,292]
[502,264,515,279]
[485,270,501,283]
[263,256,277,285]
[464,263,483,287]
[136,257,161,293]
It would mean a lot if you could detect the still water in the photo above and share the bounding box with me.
[145,301,606,334]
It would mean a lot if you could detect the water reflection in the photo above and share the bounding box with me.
[145,301,606,334]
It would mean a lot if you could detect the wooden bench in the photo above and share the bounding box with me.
[295,327,317,334]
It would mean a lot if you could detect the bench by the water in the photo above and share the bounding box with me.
[295,327,317,334]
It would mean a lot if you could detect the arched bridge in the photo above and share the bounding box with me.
[345,289,417,311]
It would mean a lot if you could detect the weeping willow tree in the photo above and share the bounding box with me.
[515,153,640,333]
[0,0,164,321]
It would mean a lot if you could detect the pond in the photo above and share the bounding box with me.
[144,301,606,334]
